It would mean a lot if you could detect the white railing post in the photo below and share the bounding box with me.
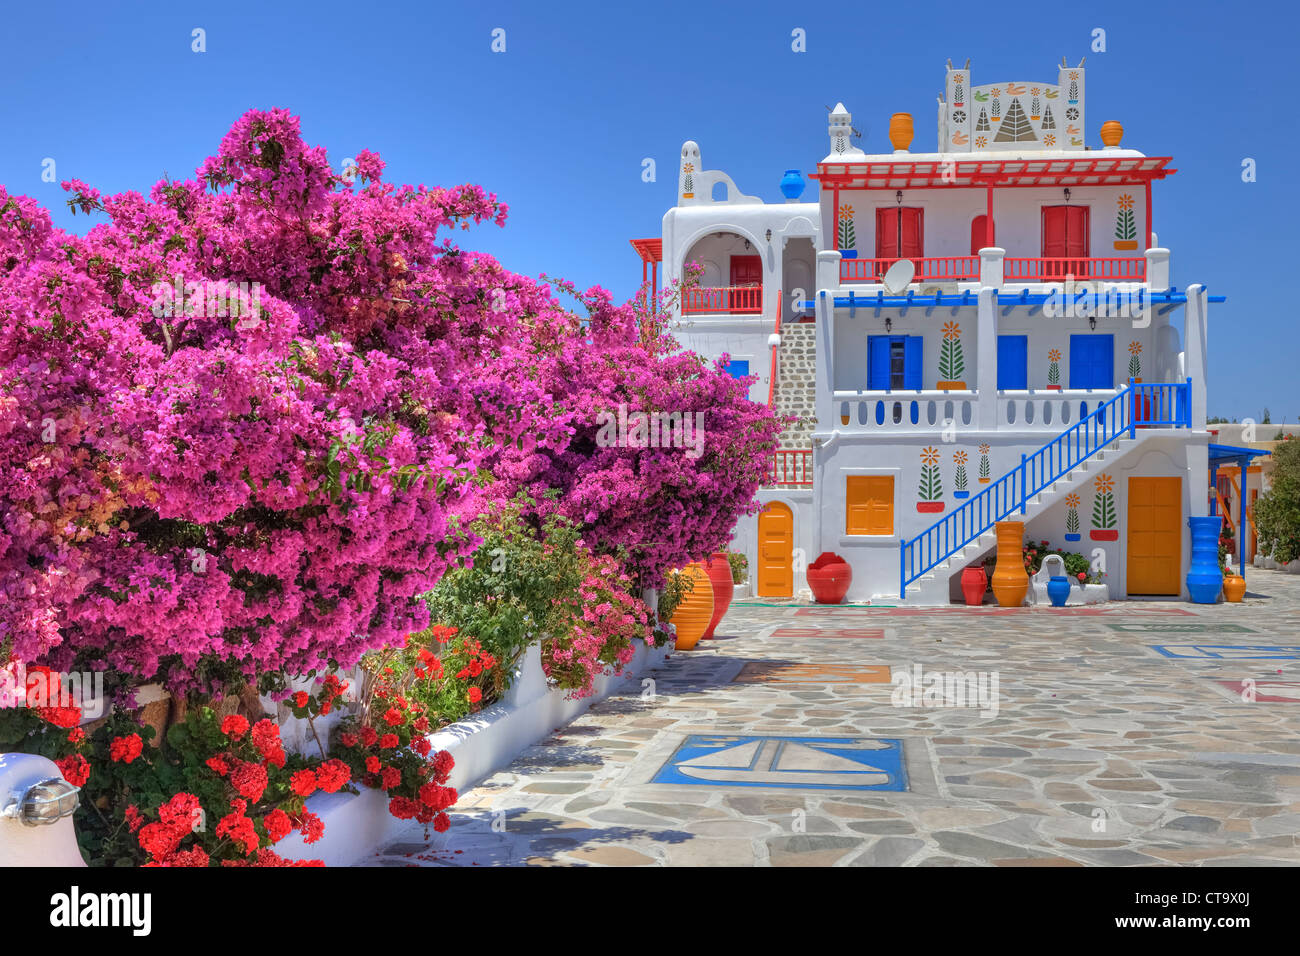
[1145,248,1170,292]
[979,247,1005,290]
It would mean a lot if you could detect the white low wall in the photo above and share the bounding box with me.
[278,638,672,866]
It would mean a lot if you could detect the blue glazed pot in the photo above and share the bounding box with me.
[1047,575,1071,607]
[954,490,970,499]
[780,169,805,200]
[1186,515,1224,604]
[1064,532,1081,542]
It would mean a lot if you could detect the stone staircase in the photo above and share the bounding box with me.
[772,320,816,450]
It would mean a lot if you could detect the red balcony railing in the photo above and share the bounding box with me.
[766,449,813,487]
[1004,257,1146,282]
[840,256,980,283]
[680,285,763,315]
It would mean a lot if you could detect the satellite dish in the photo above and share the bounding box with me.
[881,259,915,295]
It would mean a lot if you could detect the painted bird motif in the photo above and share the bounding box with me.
[973,90,989,101]
[1045,89,1059,98]
[1066,125,1080,134]
[951,130,970,145]
[1006,82,1027,94]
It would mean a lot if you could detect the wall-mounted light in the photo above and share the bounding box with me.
[1089,315,1096,330]
[885,317,893,332]
[743,239,750,249]
[1063,188,1072,203]
[765,229,772,242]
[895,190,904,205]
[7,777,80,826]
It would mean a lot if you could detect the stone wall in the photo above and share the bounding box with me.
[774,320,817,449]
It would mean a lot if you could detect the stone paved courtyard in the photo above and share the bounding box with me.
[377,569,1300,867]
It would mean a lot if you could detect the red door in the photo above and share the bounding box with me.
[970,215,994,255]
[1041,205,1089,277]
[730,254,762,286]
[728,254,762,313]
[875,207,924,276]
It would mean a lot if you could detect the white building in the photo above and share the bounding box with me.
[640,57,1222,605]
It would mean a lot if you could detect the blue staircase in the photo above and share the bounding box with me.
[899,380,1192,600]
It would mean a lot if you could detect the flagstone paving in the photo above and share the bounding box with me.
[376,569,1300,867]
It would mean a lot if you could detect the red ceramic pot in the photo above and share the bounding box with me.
[702,553,735,639]
[807,552,852,604]
[960,566,988,606]
[1090,529,1119,541]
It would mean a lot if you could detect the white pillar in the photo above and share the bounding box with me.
[976,287,998,429]
[813,285,835,430]
[979,247,1005,289]
[1145,248,1170,292]
[1184,283,1208,431]
[817,249,842,292]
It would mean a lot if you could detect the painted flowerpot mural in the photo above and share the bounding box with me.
[978,443,991,484]
[952,450,970,499]
[937,321,966,390]
[1090,473,1119,540]
[837,203,856,252]
[1114,193,1138,250]
[682,162,695,200]
[917,446,944,512]
[1064,492,1082,541]
[1047,348,1062,390]
[1128,340,1142,381]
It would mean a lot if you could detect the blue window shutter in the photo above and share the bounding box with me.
[725,359,750,379]
[997,335,1028,389]
[903,336,923,390]
[1069,334,1115,389]
[868,336,890,389]
[1094,334,1114,387]
[1069,335,1089,388]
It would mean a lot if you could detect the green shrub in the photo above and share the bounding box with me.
[1256,436,1300,563]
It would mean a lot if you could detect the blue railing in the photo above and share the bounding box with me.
[899,379,1191,598]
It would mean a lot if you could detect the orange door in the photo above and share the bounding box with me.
[1127,477,1182,595]
[757,502,794,597]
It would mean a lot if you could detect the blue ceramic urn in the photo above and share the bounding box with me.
[780,169,805,200]
[1187,515,1224,604]
[1046,575,1071,607]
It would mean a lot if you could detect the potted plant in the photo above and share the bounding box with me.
[953,450,970,499]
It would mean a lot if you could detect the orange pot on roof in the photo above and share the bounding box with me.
[889,113,914,151]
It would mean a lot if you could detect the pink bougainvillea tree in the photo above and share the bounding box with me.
[0,107,777,694]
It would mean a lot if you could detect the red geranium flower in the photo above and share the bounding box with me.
[206,754,231,777]
[289,769,318,797]
[315,759,351,794]
[109,733,144,764]
[221,714,250,739]
[55,753,90,787]
[232,761,269,802]
[379,733,398,749]
[264,808,293,844]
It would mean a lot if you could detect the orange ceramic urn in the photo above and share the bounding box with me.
[991,520,1029,607]
[1099,121,1124,147]
[1222,573,1246,603]
[889,113,914,151]
[667,563,714,650]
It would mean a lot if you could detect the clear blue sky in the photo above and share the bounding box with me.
[3,0,1295,421]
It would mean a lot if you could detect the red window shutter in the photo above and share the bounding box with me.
[875,207,899,259]
[1066,206,1089,258]
[1042,206,1068,258]
[900,208,923,260]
